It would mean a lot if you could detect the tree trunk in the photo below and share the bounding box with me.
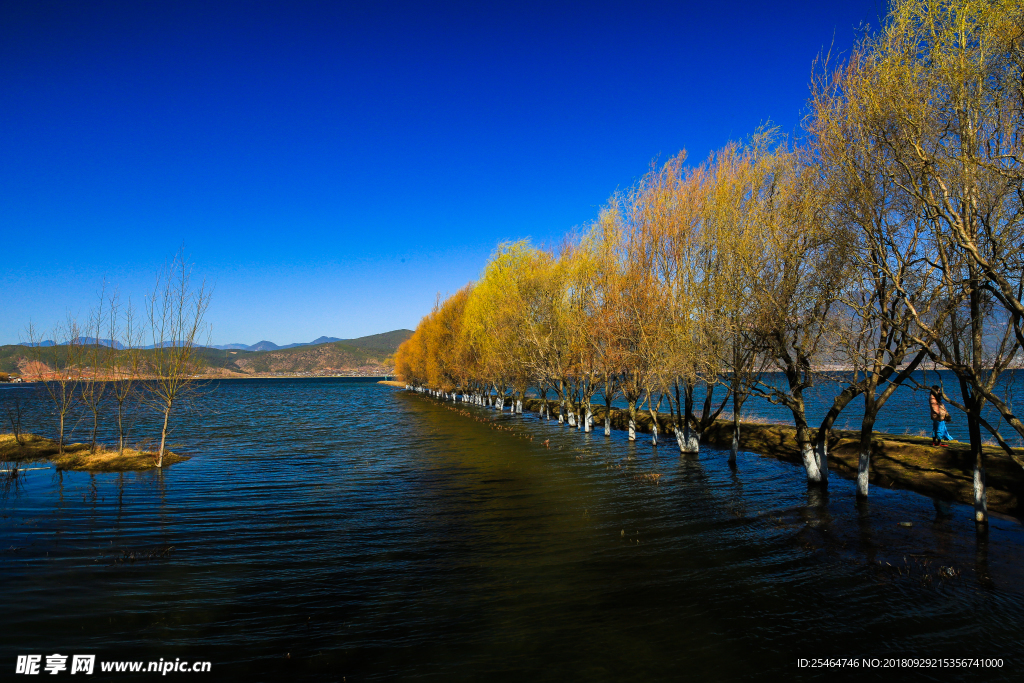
[117,400,125,455]
[815,385,861,484]
[968,268,989,531]
[962,378,988,530]
[604,396,613,436]
[788,389,821,484]
[58,411,66,456]
[856,411,877,498]
[627,400,637,441]
[91,408,99,453]
[649,404,659,446]
[680,384,698,454]
[730,395,740,465]
[158,403,171,468]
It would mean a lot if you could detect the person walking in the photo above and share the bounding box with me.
[929,385,954,446]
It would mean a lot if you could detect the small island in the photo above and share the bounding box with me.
[1,433,189,472]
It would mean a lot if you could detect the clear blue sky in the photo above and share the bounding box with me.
[1,0,882,346]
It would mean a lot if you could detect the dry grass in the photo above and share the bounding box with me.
[0,433,189,472]
[378,380,405,387]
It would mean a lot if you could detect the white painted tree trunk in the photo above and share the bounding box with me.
[568,409,576,427]
[516,400,522,414]
[680,425,699,453]
[558,410,564,424]
[815,440,829,482]
[674,427,685,453]
[158,405,171,468]
[651,428,658,446]
[801,443,822,483]
[856,450,870,497]
[974,467,988,525]
[604,416,611,436]
[584,409,592,433]
[628,420,635,441]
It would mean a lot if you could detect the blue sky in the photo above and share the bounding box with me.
[1,0,881,345]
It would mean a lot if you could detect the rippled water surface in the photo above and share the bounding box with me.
[2,379,1023,681]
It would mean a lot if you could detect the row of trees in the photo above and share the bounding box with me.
[9,254,210,467]
[396,0,1024,532]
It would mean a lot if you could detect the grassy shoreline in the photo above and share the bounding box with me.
[1,433,189,472]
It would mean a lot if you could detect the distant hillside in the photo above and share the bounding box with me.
[207,330,411,353]
[0,329,413,377]
[337,330,412,354]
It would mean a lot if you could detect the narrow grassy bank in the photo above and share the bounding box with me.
[507,397,1024,517]
[1,433,189,472]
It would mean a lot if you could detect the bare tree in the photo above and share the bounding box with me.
[143,253,212,467]
[79,284,109,453]
[4,394,26,446]
[108,291,144,456]
[27,317,84,455]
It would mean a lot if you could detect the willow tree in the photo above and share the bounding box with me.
[422,288,472,399]
[749,148,853,486]
[515,248,564,419]
[612,168,677,442]
[833,0,1024,527]
[808,44,952,499]
[703,140,776,464]
[631,150,721,453]
[585,204,627,436]
[395,324,429,388]
[463,241,545,412]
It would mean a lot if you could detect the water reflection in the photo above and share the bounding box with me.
[1,379,1022,681]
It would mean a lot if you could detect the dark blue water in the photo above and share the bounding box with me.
[1,379,1022,681]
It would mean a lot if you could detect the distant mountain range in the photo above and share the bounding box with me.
[16,331,413,353]
[1,330,414,376]
[211,335,345,351]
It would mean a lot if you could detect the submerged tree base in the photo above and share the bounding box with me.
[0,433,190,472]
[476,397,1024,517]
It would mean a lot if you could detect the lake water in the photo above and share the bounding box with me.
[579,369,1024,448]
[1,379,1023,681]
